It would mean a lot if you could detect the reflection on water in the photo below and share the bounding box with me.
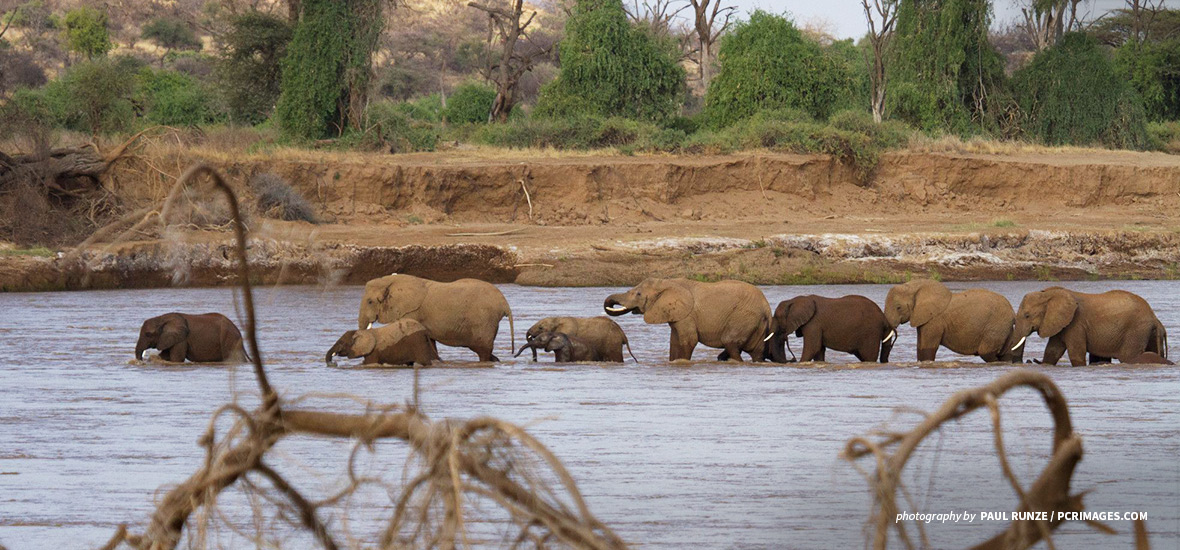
[0,281,1177,548]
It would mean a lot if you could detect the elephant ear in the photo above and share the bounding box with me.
[380,276,428,319]
[1040,290,1078,338]
[353,331,377,356]
[158,317,189,351]
[911,281,953,328]
[644,284,694,325]
[782,297,817,335]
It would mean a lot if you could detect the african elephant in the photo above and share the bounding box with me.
[358,274,514,362]
[884,279,1023,362]
[1012,287,1168,366]
[603,278,772,361]
[135,312,248,363]
[514,331,603,362]
[770,295,895,363]
[326,318,439,367]
[525,316,637,362]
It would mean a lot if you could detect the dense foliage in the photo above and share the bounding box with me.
[141,17,202,54]
[703,12,866,128]
[535,0,685,122]
[62,7,112,60]
[443,82,496,124]
[217,12,292,124]
[887,0,1005,132]
[136,68,220,126]
[1014,33,1149,149]
[1115,39,1180,122]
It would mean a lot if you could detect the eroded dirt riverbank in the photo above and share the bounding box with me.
[2,149,1178,290]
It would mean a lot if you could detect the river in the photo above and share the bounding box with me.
[0,281,1176,549]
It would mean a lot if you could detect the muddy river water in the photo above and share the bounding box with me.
[0,281,1177,549]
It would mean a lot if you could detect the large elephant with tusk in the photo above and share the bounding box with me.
[884,279,1023,362]
[1012,287,1168,366]
[358,274,514,362]
[769,295,895,362]
[603,278,772,361]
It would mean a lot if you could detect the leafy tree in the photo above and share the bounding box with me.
[62,6,112,60]
[886,0,1005,132]
[535,0,685,122]
[44,56,139,134]
[703,12,864,128]
[1014,33,1149,149]
[443,82,497,123]
[136,68,220,126]
[1116,38,1180,121]
[217,12,292,124]
[141,17,201,63]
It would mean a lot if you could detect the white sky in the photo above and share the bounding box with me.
[728,0,1172,40]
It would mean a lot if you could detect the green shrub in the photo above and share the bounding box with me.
[62,6,112,59]
[136,68,221,126]
[474,116,602,149]
[45,56,138,134]
[1014,33,1149,149]
[1115,39,1180,122]
[217,12,291,124]
[276,0,351,139]
[141,17,201,54]
[363,100,439,152]
[1148,121,1180,152]
[535,0,685,122]
[444,82,496,124]
[704,12,865,127]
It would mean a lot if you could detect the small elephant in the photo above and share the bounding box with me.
[326,318,439,366]
[514,331,603,363]
[1013,287,1168,366]
[358,274,514,362]
[1123,352,1174,365]
[770,295,895,363]
[604,278,772,361]
[136,312,249,363]
[525,316,637,362]
[885,279,1023,363]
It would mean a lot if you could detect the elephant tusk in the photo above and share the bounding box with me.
[365,322,373,330]
[763,331,775,342]
[605,305,629,313]
[1011,336,1027,351]
[882,329,896,344]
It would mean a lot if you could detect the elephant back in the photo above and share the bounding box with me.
[375,318,430,346]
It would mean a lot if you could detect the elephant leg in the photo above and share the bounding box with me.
[1040,337,1066,365]
[979,350,1001,362]
[164,342,188,363]
[722,343,743,362]
[669,325,696,361]
[916,326,941,362]
[716,349,730,361]
[814,347,827,362]
[855,341,878,363]
[472,344,498,362]
[800,336,823,362]
[1064,337,1088,367]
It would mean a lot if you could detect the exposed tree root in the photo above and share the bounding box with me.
[844,370,1150,550]
[98,165,626,550]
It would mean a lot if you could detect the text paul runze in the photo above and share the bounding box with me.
[981,511,1146,521]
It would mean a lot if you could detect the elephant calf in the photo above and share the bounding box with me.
[326,319,439,367]
[515,331,604,363]
[136,312,248,363]
[525,316,637,362]
[771,295,894,363]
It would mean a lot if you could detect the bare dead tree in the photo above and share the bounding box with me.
[687,0,733,88]
[1126,0,1166,46]
[469,0,553,122]
[624,0,686,38]
[860,0,898,124]
[1020,0,1085,51]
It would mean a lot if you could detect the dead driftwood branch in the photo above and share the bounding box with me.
[446,228,526,237]
[98,164,626,550]
[843,369,1148,550]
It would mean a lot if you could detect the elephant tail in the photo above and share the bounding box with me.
[624,337,639,363]
[506,305,516,356]
[1155,320,1168,361]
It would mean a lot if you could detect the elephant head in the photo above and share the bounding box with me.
[358,274,427,330]
[884,279,952,330]
[326,330,377,365]
[1011,287,1078,351]
[604,278,693,324]
[544,332,572,353]
[136,313,189,360]
[526,318,565,342]
[773,296,816,337]
[515,330,556,359]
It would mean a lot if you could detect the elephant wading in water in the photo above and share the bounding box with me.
[885,280,1023,362]
[770,295,895,363]
[603,278,772,361]
[514,331,603,362]
[1012,287,1168,366]
[524,316,637,362]
[358,274,514,362]
[326,319,439,367]
[136,312,249,363]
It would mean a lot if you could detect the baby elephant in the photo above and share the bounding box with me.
[514,331,604,363]
[136,312,249,363]
[326,319,439,367]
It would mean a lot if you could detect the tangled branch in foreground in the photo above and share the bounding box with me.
[843,369,1148,550]
[98,165,626,550]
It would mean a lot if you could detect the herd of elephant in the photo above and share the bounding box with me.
[134,274,1174,368]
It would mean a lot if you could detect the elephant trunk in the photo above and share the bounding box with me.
[514,342,535,359]
[1002,330,1027,363]
[603,294,635,316]
[135,338,148,361]
[766,331,789,363]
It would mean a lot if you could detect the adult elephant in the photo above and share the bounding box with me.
[884,279,1023,362]
[358,274,514,362]
[603,278,772,361]
[525,316,637,362]
[135,312,248,363]
[770,295,894,363]
[1012,287,1168,366]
